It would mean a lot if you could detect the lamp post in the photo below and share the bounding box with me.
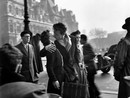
[23,0,32,37]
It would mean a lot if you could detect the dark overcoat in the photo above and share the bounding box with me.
[114,37,130,98]
[16,42,38,82]
[83,43,96,75]
[40,48,64,95]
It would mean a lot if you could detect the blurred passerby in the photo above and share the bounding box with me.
[0,43,25,85]
[30,33,43,73]
[80,34,101,98]
[114,17,130,98]
[15,31,38,83]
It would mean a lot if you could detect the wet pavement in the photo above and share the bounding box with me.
[101,93,117,98]
[38,66,119,98]
[95,67,118,98]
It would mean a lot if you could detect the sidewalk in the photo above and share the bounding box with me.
[101,93,117,98]
[100,90,118,98]
[38,71,118,98]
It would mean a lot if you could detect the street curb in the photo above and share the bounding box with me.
[100,90,118,95]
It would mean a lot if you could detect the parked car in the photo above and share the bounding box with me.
[95,44,117,73]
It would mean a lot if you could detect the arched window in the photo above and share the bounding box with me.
[16,7,19,16]
[8,19,14,33]
[8,4,12,14]
[13,22,16,34]
[16,22,21,34]
[21,8,24,17]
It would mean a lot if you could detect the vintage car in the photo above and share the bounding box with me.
[95,44,117,73]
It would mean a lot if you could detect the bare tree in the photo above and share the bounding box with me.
[89,28,107,38]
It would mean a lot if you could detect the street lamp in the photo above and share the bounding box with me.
[23,0,32,37]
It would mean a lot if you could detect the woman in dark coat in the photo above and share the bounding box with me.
[40,30,64,95]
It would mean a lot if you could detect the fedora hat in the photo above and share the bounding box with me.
[122,17,130,29]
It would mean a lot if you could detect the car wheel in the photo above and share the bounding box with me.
[101,66,111,73]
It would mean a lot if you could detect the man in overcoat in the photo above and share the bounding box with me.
[114,17,130,98]
[15,31,38,83]
[80,34,100,98]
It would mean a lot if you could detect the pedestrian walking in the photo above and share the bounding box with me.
[80,34,101,98]
[114,17,130,98]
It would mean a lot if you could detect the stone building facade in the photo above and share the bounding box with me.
[0,0,78,46]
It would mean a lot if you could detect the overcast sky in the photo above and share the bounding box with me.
[55,0,130,34]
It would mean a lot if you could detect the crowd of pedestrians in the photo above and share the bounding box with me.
[0,17,130,98]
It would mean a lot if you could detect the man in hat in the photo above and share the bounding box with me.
[114,17,130,98]
[15,31,39,83]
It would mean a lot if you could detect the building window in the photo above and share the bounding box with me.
[16,7,19,15]
[9,39,14,46]
[21,9,24,17]
[16,22,21,34]
[8,20,14,33]
[19,8,22,17]
[13,22,16,34]
[8,4,12,13]
[8,2,14,15]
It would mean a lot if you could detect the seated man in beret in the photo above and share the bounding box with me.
[0,43,25,86]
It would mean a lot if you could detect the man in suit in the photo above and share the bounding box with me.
[15,31,38,83]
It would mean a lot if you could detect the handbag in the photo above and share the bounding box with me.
[61,82,89,98]
[86,61,97,75]
[114,68,122,81]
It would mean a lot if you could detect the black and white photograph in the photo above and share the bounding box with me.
[0,0,130,98]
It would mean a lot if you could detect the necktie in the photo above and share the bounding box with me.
[25,44,29,52]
